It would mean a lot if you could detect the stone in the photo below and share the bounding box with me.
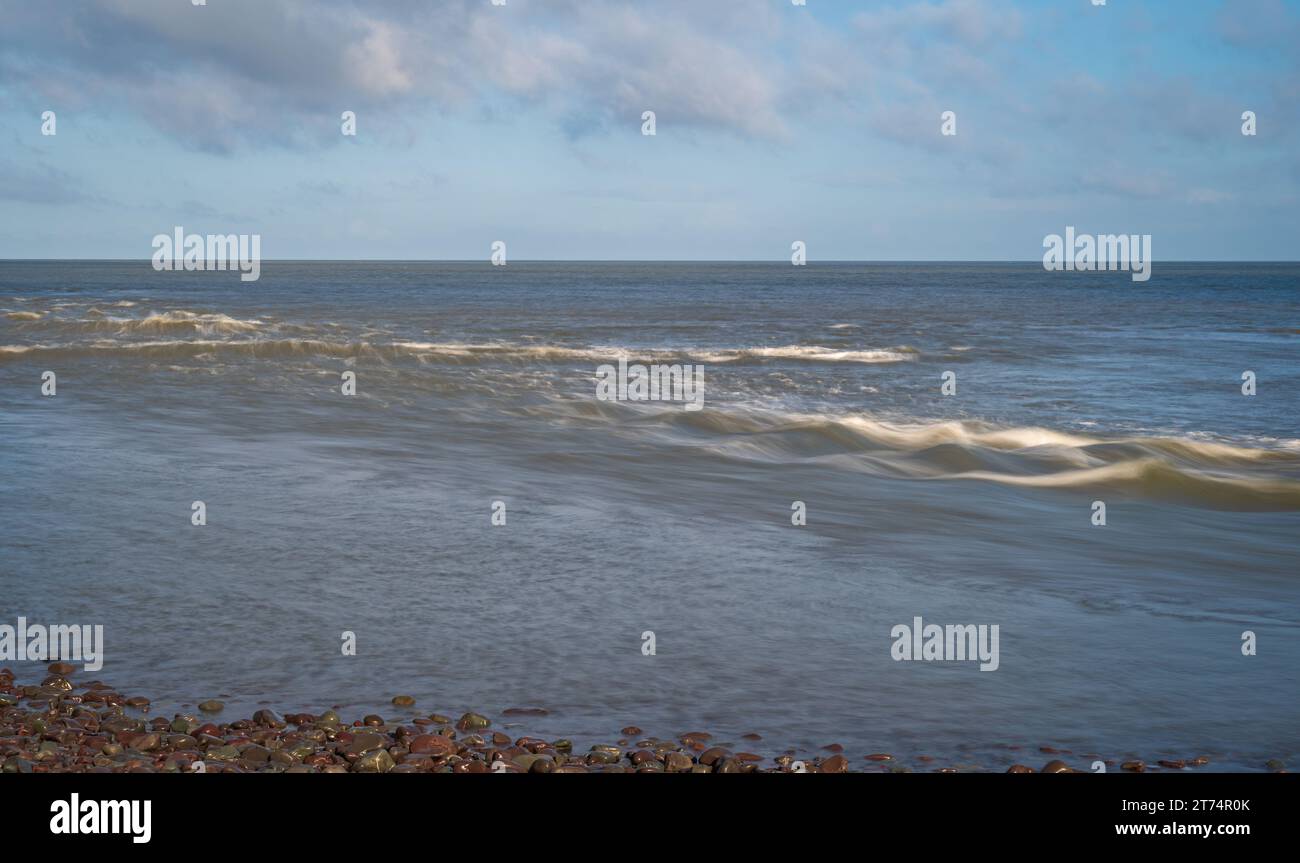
[456,713,490,731]
[698,747,730,766]
[345,732,387,755]
[353,749,395,773]
[819,755,849,773]
[252,709,284,728]
[408,734,456,757]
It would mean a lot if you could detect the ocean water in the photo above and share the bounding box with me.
[1,261,1297,771]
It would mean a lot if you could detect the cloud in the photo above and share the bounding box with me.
[0,160,92,204]
[0,0,805,151]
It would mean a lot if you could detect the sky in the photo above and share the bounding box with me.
[0,0,1297,261]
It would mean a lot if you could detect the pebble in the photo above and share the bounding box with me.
[391,695,415,707]
[408,734,456,756]
[252,709,284,728]
[457,712,490,731]
[819,755,849,773]
[0,670,1232,775]
[698,747,730,766]
[346,732,387,755]
[354,750,395,773]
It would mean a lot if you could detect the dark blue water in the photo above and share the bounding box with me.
[2,261,1297,770]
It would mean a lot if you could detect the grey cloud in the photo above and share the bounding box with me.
[0,160,93,204]
[0,0,804,151]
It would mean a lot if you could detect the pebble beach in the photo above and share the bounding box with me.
[4,665,1284,775]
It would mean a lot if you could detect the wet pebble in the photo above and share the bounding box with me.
[819,755,848,773]
[457,712,490,731]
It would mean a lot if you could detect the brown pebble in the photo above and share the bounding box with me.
[1157,760,1186,770]
[1006,764,1034,773]
[741,733,762,741]
[819,755,849,773]
[48,662,76,676]
[698,747,730,766]
[501,707,548,716]
[391,695,415,707]
[864,753,893,761]
[1041,760,1070,773]
[1121,761,1146,772]
[823,743,844,753]
[621,726,642,736]
[408,734,456,756]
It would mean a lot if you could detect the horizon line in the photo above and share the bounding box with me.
[3,258,1299,265]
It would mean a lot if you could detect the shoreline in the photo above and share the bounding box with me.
[3,666,1279,774]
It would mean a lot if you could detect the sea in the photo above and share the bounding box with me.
[1,260,1297,770]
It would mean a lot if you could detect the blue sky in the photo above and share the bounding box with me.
[1,0,1297,260]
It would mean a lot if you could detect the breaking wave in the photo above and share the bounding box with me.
[532,403,1300,512]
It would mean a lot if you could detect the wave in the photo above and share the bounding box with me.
[92,310,265,335]
[0,331,919,366]
[0,338,367,362]
[694,345,917,364]
[534,403,1300,511]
